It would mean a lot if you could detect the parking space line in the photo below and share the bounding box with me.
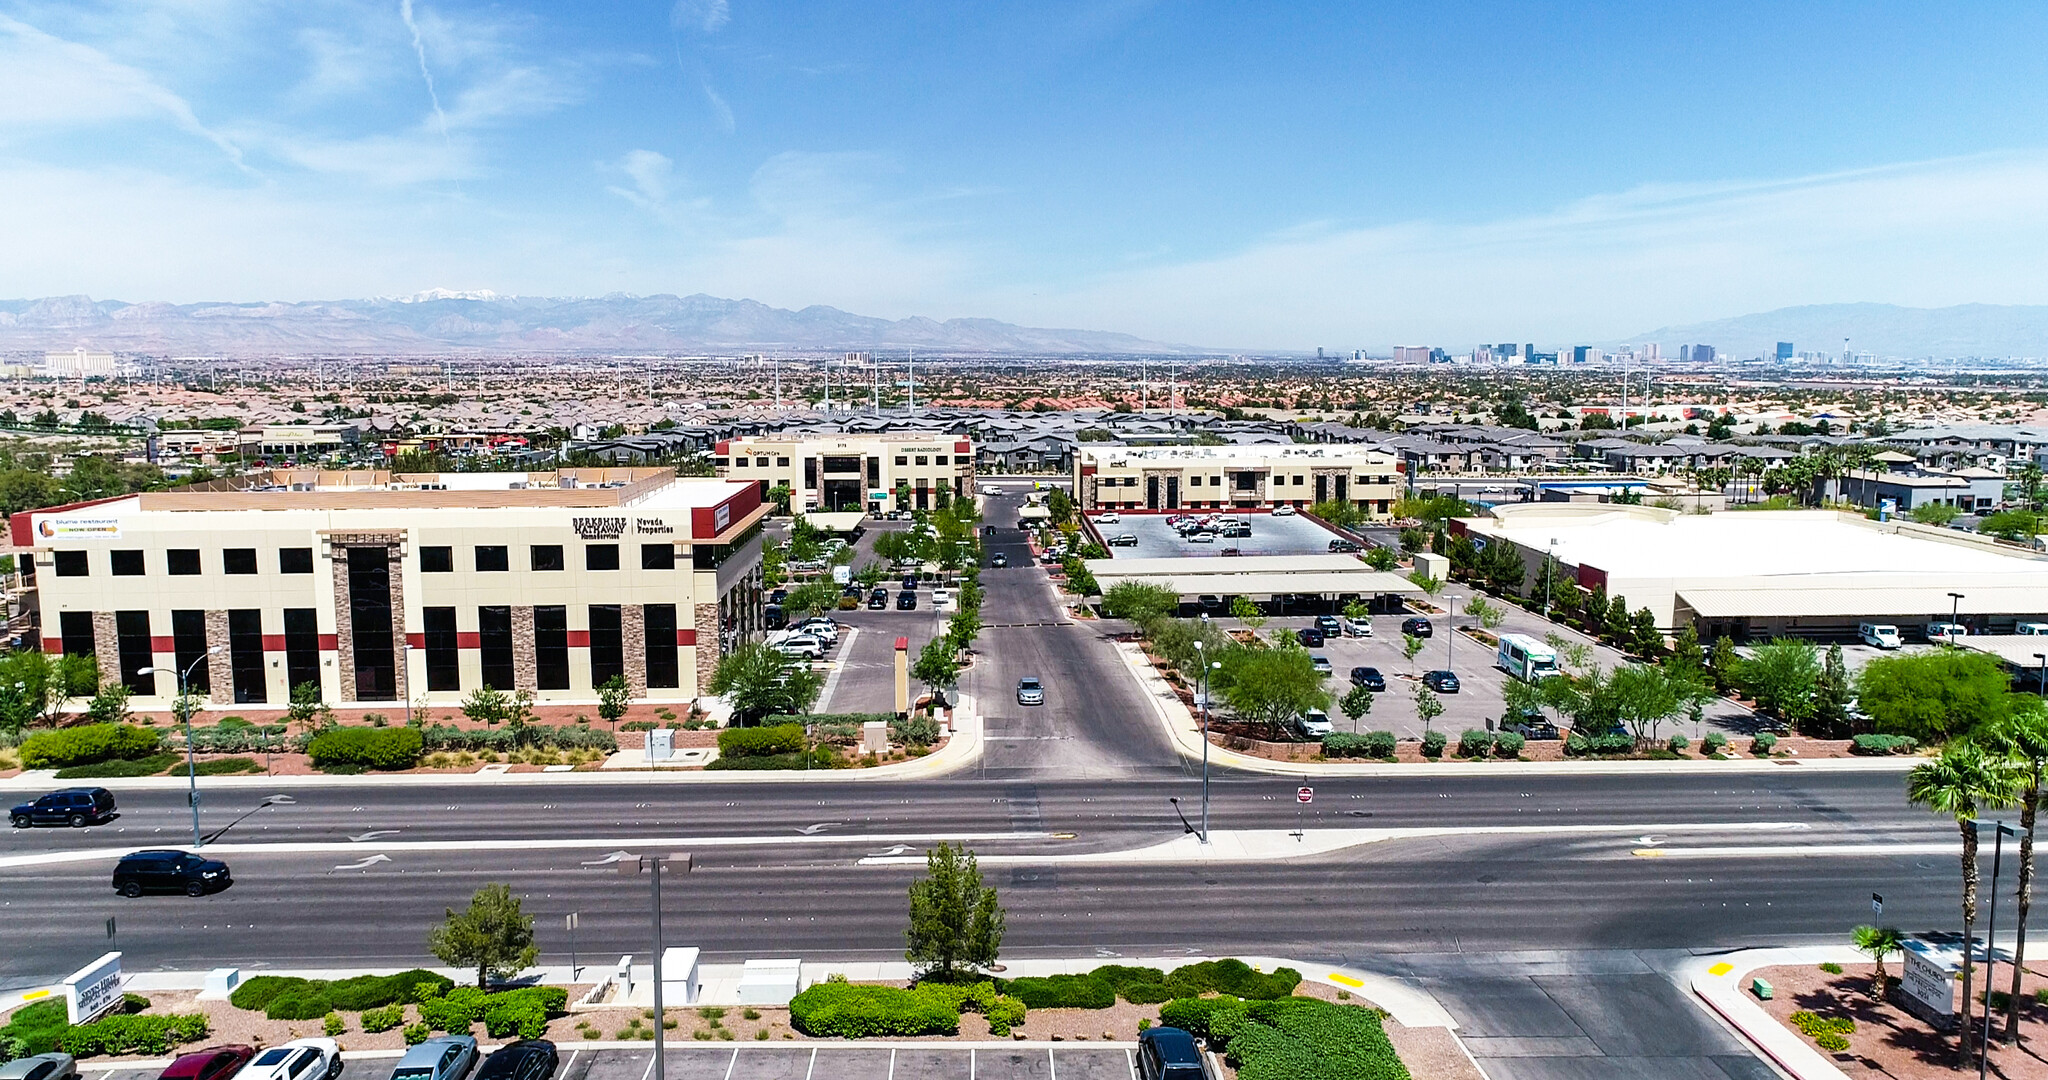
[804,1047,816,1080]
[969,1048,976,1080]
[1047,1047,1056,1080]
[637,1052,656,1080]
[562,1052,578,1080]
[721,1047,738,1080]
[887,1048,895,1080]
[1126,1049,1136,1075]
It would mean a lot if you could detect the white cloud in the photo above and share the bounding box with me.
[0,13,244,167]
[702,80,734,134]
[669,0,729,34]
[606,149,674,212]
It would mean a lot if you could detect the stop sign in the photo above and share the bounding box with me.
[1297,786,1314,804]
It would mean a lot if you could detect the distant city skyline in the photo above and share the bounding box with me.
[3,2,2048,349]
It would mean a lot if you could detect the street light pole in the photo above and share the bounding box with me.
[401,642,413,727]
[2036,653,2046,698]
[625,853,691,1080]
[1950,591,1966,641]
[140,647,222,848]
[1971,820,2026,1080]
[1542,540,1556,620]
[1193,638,1213,845]
[1445,595,1459,674]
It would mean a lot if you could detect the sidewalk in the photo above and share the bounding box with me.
[1117,638,1920,778]
[1685,946,1866,1080]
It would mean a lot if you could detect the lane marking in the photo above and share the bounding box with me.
[1631,842,1955,859]
[722,1047,738,1080]
[1328,973,1364,988]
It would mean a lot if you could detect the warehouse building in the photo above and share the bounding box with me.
[1458,504,2048,640]
[12,468,766,709]
[1073,444,1402,515]
[714,433,975,517]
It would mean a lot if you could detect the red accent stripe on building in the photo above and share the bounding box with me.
[457,632,480,649]
[566,630,591,648]
[150,636,176,653]
[406,632,426,648]
[42,638,62,654]
[715,439,731,455]
[955,440,970,453]
[261,635,287,651]
[318,634,339,650]
[676,629,696,646]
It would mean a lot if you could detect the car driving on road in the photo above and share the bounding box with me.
[989,552,1008,568]
[1016,677,1045,706]
[11,787,116,828]
[112,850,231,897]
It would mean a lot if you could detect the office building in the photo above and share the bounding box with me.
[1775,342,1795,361]
[1392,346,1433,364]
[43,348,116,378]
[13,468,766,709]
[715,433,975,515]
[1074,443,1401,515]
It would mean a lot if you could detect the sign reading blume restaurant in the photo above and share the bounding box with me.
[64,951,123,1023]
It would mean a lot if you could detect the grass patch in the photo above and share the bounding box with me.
[191,757,263,776]
[55,752,178,778]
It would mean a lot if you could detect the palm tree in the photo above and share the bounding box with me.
[1975,706,2048,1041]
[1908,744,2023,1066]
[1850,925,1904,1002]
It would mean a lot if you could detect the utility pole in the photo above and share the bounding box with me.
[907,349,915,411]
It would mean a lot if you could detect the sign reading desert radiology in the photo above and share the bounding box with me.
[64,951,123,1023]
[37,515,121,540]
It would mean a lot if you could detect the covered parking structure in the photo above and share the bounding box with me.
[1085,554,1425,614]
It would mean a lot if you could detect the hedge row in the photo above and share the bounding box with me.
[989,961,1298,1010]
[1321,732,1397,759]
[1223,998,1408,1080]
[20,724,163,768]
[704,747,840,771]
[996,974,1116,1010]
[230,970,454,1018]
[1851,733,1919,756]
[306,727,425,770]
[765,713,893,728]
[61,1013,211,1058]
[55,752,178,779]
[788,981,1027,1038]
[1564,732,1634,757]
[415,724,617,753]
[717,724,807,758]
[417,987,566,1039]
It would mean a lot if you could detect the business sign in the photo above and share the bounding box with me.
[714,503,732,532]
[38,516,121,540]
[1900,940,1957,1019]
[64,951,122,1024]
[571,516,628,540]
[634,517,674,535]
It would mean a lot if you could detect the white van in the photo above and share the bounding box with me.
[2018,622,2048,636]
[1927,622,1968,643]
[1495,633,1560,681]
[1858,623,1902,649]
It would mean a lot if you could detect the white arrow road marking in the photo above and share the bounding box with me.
[1637,834,1667,847]
[798,823,844,835]
[349,830,401,842]
[333,854,391,871]
[580,851,636,866]
[866,845,914,857]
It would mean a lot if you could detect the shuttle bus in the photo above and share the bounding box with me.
[1496,633,1560,681]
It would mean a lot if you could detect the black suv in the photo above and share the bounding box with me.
[1295,627,1325,647]
[11,787,117,828]
[867,589,888,609]
[896,591,918,610]
[1328,538,1361,553]
[1401,616,1433,637]
[112,850,231,897]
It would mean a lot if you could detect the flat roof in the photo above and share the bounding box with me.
[1961,635,2048,668]
[1086,555,1423,601]
[1089,555,1374,576]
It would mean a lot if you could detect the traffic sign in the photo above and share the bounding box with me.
[1297,786,1314,804]
[1873,893,1883,916]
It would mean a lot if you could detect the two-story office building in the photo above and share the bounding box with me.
[1073,444,1402,516]
[714,434,975,514]
[12,468,765,710]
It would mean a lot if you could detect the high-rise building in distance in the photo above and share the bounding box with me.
[1775,342,1794,361]
[1393,346,1433,364]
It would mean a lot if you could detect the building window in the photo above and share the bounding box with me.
[588,605,623,687]
[59,610,94,659]
[895,456,908,466]
[116,610,154,695]
[172,610,211,694]
[641,544,675,570]
[755,456,769,467]
[531,545,565,572]
[168,549,201,575]
[916,456,928,465]
[934,455,948,465]
[478,606,515,691]
[346,547,395,701]
[419,546,454,573]
[423,607,460,692]
[475,545,509,572]
[228,609,267,704]
[279,547,314,574]
[1292,475,1305,485]
[730,457,745,468]
[777,457,791,467]
[645,604,679,688]
[1189,475,1201,487]
[585,544,620,571]
[111,550,144,576]
[714,457,730,468]
[53,550,87,577]
[533,605,570,690]
[283,608,319,693]
[223,548,258,575]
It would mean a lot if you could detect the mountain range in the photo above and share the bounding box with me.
[1629,303,2048,359]
[0,293,1198,357]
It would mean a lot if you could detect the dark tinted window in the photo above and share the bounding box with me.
[116,610,155,695]
[168,548,201,575]
[423,607,459,691]
[279,547,314,574]
[111,549,145,576]
[641,543,675,570]
[228,609,266,703]
[478,606,515,691]
[533,605,569,689]
[419,546,454,573]
[223,548,257,575]
[53,550,87,577]
[283,608,320,692]
[585,544,619,571]
[59,610,95,658]
[530,545,564,571]
[644,604,679,688]
[588,604,623,687]
[475,545,509,572]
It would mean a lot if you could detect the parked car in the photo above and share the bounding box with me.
[1291,709,1333,740]
[1097,511,1121,523]
[1927,621,1968,642]
[112,849,231,897]
[1328,538,1361,553]
[792,619,838,644]
[1271,505,1297,517]
[1421,669,1461,693]
[1349,666,1386,691]
[1343,616,1373,638]
[1501,711,1561,740]
[1220,546,1241,556]
[1295,627,1325,647]
[763,604,787,631]
[388,1036,476,1080]
[767,588,789,606]
[1197,595,1225,613]
[989,552,1008,568]
[10,786,116,828]
[1136,1027,1207,1080]
[1313,615,1343,636]
[472,1042,556,1080]
[897,592,918,610]
[0,1056,77,1080]
[240,1040,342,1080]
[158,1047,255,1080]
[770,635,824,660]
[901,575,920,591]
[1108,533,1139,547]
[867,590,888,609]
[931,588,953,609]
[1309,654,1333,675]
[1401,617,1434,638]
[1016,677,1045,706]
[1187,532,1214,543]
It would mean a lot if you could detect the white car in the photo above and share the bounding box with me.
[1292,709,1332,739]
[1187,532,1214,543]
[771,634,825,660]
[238,1040,342,1080]
[1097,511,1121,523]
[1272,505,1297,516]
[931,588,954,609]
[1344,616,1373,637]
[792,619,839,644]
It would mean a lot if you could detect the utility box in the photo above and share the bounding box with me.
[647,728,675,761]
[1413,551,1449,582]
[737,959,803,1005]
[1749,978,1773,1000]
[661,947,701,1006]
[200,968,241,1000]
[862,721,890,754]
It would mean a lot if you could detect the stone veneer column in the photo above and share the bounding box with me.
[90,611,119,687]
[330,543,357,702]
[693,601,720,690]
[511,606,537,691]
[327,533,405,703]
[623,605,647,696]
[204,610,233,704]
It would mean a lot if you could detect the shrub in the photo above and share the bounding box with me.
[705,747,839,770]
[1122,982,1175,1005]
[1815,1031,1849,1052]
[264,989,335,1021]
[1,1000,73,1055]
[1220,998,1406,1080]
[402,1022,431,1045]
[1668,734,1689,753]
[1321,733,1372,759]
[237,970,449,1015]
[21,724,162,769]
[1420,731,1446,759]
[1159,997,1250,1042]
[306,726,424,770]
[230,976,309,1012]
[998,975,1115,1010]
[788,983,961,1038]
[484,1002,546,1040]
[1493,731,1525,758]
[1566,732,1633,756]
[1091,965,1165,994]
[61,1013,209,1057]
[1818,962,1843,975]
[1703,731,1729,752]
[1851,733,1917,756]
[1362,731,1397,759]
[1457,730,1493,759]
[1751,733,1777,755]
[892,713,941,748]
[361,1005,407,1033]
[1164,960,1300,1001]
[716,724,807,759]
[191,757,262,776]
[55,752,177,779]
[323,1013,345,1037]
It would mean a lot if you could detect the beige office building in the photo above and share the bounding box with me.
[715,434,975,514]
[1074,444,1402,515]
[13,468,767,709]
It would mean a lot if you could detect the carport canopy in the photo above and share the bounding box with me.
[1086,554,1425,601]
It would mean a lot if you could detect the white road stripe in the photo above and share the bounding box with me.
[1634,842,1956,859]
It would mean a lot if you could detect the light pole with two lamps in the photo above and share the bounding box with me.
[1969,819,2027,1080]
[1187,637,1223,845]
[621,852,691,1080]
[138,647,223,848]
[1949,591,1966,641]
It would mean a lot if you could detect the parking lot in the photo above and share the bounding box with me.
[1095,510,1347,560]
[93,1044,1141,1080]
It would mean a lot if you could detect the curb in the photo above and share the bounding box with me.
[1685,947,1865,1080]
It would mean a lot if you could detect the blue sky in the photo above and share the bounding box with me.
[4,1,2048,349]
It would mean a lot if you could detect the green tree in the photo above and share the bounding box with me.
[1708,635,1740,695]
[1218,645,1330,734]
[1740,638,1822,724]
[1811,644,1853,737]
[1101,581,1178,627]
[429,883,539,989]
[1401,633,1427,663]
[905,842,1004,982]
[783,581,841,619]
[872,530,917,565]
[1849,924,1904,1002]
[1413,684,1443,734]
[1061,557,1098,597]
[85,681,131,725]
[288,680,333,734]
[1602,594,1632,644]
[912,637,961,707]
[1406,570,1442,595]
[765,483,794,515]
[1465,595,1505,631]
[596,675,631,731]
[1910,501,1960,526]
[1979,509,2044,543]
[1046,489,1074,526]
[1603,663,1709,747]
[1629,609,1663,659]
[708,643,823,724]
[1907,744,2023,1066]
[1230,595,1268,630]
[1975,704,2048,1038]
[1668,626,1707,684]
[459,684,510,728]
[1364,546,1399,571]
[1338,683,1373,729]
[1857,648,2021,743]
[1310,500,1363,528]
